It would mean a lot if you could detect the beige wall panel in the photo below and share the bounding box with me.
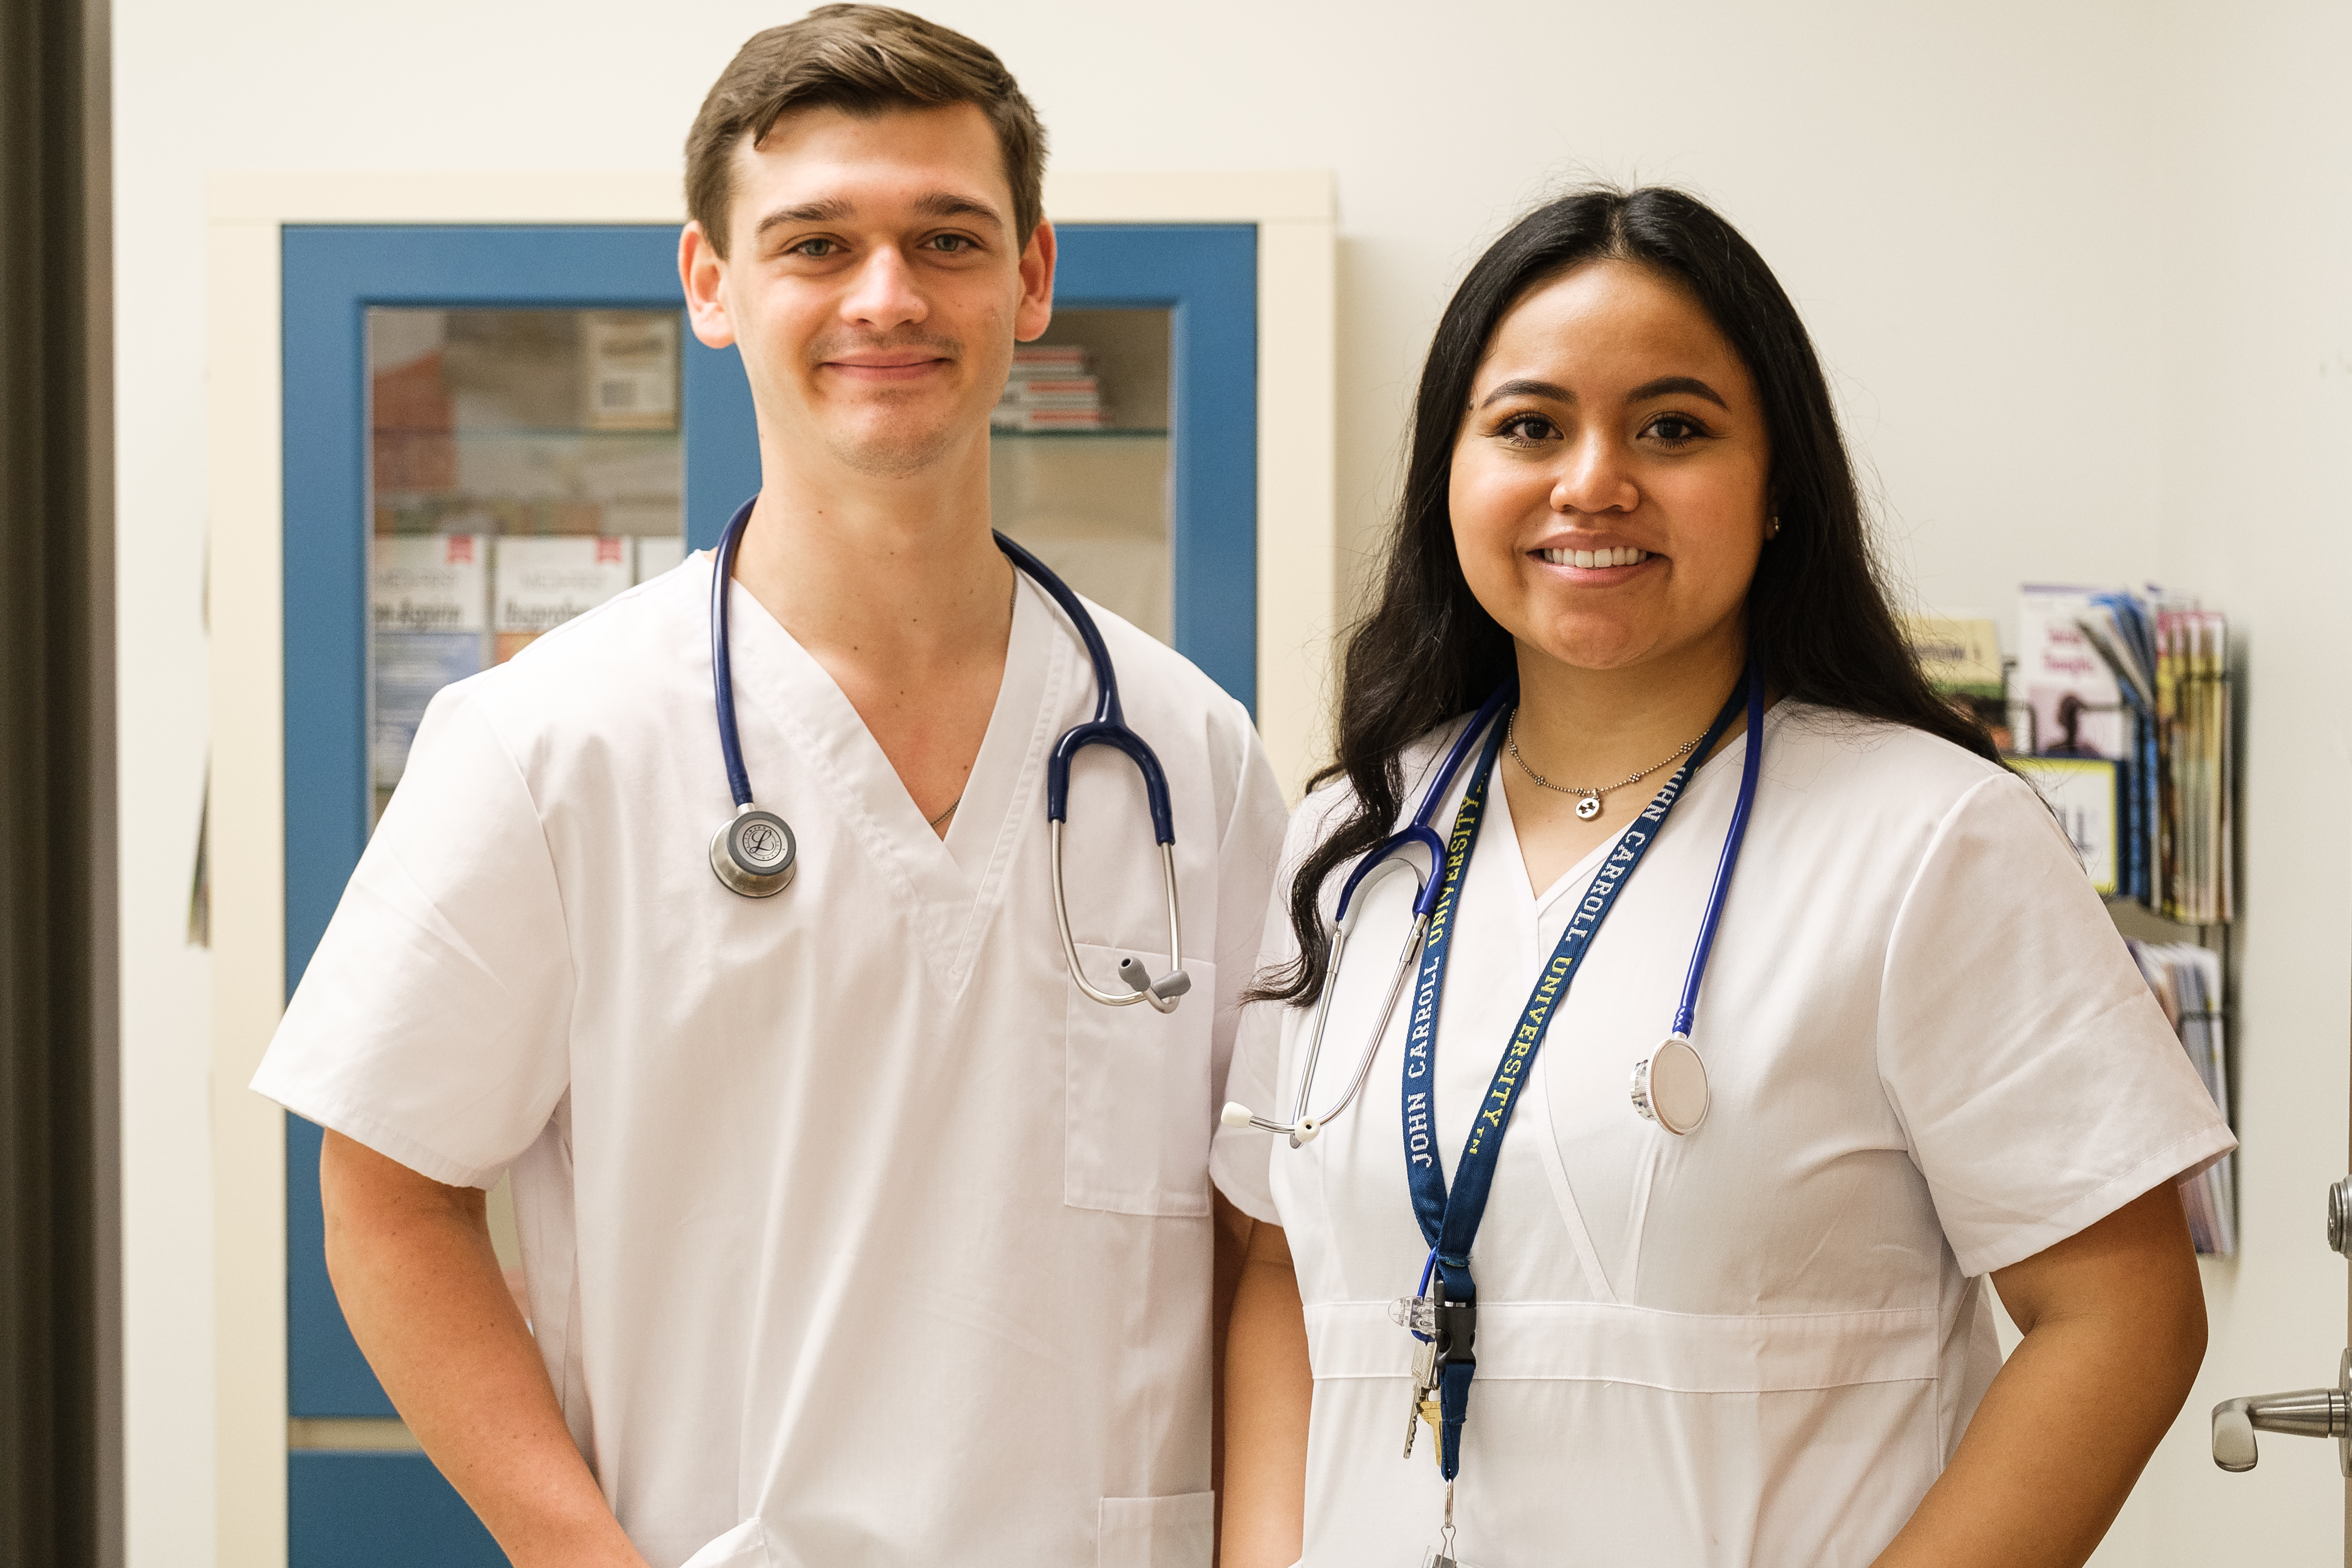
[204,215,287,1568]
[1256,216,1339,797]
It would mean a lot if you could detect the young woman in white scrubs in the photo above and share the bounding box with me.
[1211,187,2232,1568]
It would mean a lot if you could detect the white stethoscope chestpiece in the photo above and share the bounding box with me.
[711,803,797,898]
[1630,1032,1710,1136]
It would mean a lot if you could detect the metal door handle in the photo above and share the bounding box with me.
[2212,1350,2352,1474]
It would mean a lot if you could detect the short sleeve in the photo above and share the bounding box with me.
[1877,772,2235,1276]
[1209,941,1287,1224]
[1208,700,1291,1133]
[250,685,575,1188]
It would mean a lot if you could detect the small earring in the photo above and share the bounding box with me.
[1766,515,1781,540]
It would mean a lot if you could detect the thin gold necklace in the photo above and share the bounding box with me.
[1506,710,1705,821]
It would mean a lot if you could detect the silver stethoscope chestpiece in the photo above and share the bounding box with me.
[1630,1033,1710,1136]
[711,803,797,898]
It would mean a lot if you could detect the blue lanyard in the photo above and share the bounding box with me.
[1401,677,1750,1480]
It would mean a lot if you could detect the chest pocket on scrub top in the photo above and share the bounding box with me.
[1064,945,1216,1217]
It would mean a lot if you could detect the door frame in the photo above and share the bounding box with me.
[204,167,1333,1565]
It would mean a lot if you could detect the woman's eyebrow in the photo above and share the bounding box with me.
[1475,374,1731,411]
[1475,377,1572,409]
[1626,374,1729,410]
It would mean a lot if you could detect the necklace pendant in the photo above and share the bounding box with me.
[1574,795,1602,820]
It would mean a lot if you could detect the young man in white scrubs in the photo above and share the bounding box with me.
[251,9,1286,1566]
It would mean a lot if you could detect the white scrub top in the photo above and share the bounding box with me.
[1211,701,2233,1568]
[255,555,1287,1568]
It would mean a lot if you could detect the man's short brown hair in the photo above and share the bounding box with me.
[685,5,1048,257]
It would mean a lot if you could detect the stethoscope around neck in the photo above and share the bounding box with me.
[1223,669,1764,1141]
[705,496,1192,1012]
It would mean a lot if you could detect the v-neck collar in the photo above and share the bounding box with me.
[715,558,1073,998]
[1488,714,1768,924]
[941,573,1055,875]
[1486,778,1626,927]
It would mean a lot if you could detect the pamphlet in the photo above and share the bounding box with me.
[2017,585,2129,758]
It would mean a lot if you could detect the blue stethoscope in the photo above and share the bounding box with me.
[1222,668,1763,1139]
[706,497,1192,1012]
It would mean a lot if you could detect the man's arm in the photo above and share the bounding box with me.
[320,1130,647,1568]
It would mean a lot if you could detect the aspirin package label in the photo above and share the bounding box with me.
[371,534,491,790]
[373,533,487,634]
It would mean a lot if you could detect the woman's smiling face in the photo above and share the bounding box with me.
[1449,258,1773,678]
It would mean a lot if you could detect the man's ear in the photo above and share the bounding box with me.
[1013,218,1057,343]
[679,220,737,350]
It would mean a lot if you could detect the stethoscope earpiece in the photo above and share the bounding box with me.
[711,804,796,898]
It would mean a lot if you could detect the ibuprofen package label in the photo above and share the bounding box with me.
[493,535,632,662]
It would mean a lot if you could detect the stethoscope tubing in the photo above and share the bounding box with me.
[1330,686,1516,926]
[707,497,1190,1010]
[1283,857,1431,1142]
[1672,669,1764,1037]
[995,530,1177,845]
[1228,668,1764,1142]
[1241,693,1513,1143]
[711,496,760,809]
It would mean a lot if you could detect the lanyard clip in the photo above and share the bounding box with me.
[1434,1298,1476,1366]
[1430,1278,1476,1367]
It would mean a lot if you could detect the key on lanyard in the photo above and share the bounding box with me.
[1399,679,1749,1484]
[1391,1293,1443,1459]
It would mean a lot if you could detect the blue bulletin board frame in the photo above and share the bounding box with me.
[277,220,1257,1556]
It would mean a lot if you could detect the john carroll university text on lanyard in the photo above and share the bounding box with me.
[1392,674,1755,1567]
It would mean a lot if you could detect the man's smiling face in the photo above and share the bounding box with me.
[687,101,1054,480]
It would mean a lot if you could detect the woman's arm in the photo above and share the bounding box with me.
[1872,1182,2207,1568]
[1220,1220,1313,1568]
[320,1131,649,1568]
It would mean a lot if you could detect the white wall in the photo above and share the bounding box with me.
[112,0,2351,1560]
[2103,0,2352,1558]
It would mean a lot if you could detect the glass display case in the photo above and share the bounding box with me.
[367,304,1186,818]
[367,307,687,816]
[991,308,1173,641]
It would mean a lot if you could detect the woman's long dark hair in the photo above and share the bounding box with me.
[1255,185,2000,1007]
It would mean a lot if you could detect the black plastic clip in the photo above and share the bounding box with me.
[1431,1288,1477,1366]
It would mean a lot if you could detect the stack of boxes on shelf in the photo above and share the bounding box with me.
[1902,587,2240,1254]
[993,343,1106,430]
[366,307,691,805]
